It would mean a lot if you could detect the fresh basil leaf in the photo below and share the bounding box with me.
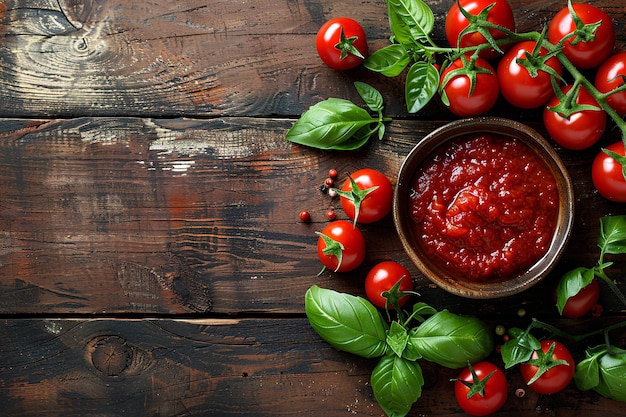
[371,354,424,417]
[574,346,603,391]
[285,98,377,150]
[598,215,626,255]
[405,61,439,113]
[555,267,596,315]
[409,310,494,369]
[387,321,409,358]
[576,345,626,402]
[409,302,437,323]
[304,286,388,358]
[364,44,411,77]
[387,0,435,46]
[500,327,541,368]
[354,81,384,113]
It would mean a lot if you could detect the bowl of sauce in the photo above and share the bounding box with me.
[393,117,574,299]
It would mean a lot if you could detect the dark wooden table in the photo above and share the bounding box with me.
[1,0,625,415]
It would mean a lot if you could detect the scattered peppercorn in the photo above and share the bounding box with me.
[299,210,311,222]
[326,209,336,221]
[329,168,338,179]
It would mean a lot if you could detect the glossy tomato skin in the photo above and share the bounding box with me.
[365,261,413,309]
[520,340,575,394]
[317,220,366,272]
[547,4,615,69]
[454,362,508,416]
[340,168,393,224]
[561,279,600,319]
[543,85,606,150]
[497,41,563,109]
[441,57,499,117]
[316,17,367,70]
[595,52,626,117]
[445,0,515,60]
[592,141,626,203]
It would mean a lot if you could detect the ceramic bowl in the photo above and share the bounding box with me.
[393,117,575,299]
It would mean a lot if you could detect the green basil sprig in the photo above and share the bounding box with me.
[575,345,626,402]
[371,354,424,417]
[285,82,391,151]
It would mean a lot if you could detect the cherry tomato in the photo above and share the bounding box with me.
[316,17,368,70]
[595,52,626,117]
[557,278,601,319]
[364,261,413,309]
[520,340,575,395]
[547,4,615,70]
[339,168,393,224]
[543,85,606,150]
[454,361,508,416]
[592,141,626,203]
[440,57,499,117]
[497,40,563,109]
[316,220,366,273]
[445,0,515,60]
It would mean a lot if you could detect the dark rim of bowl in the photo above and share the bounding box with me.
[393,117,575,299]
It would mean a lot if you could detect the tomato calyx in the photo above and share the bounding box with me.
[332,174,379,226]
[560,1,602,47]
[315,231,345,273]
[381,277,420,321]
[440,54,493,102]
[524,342,570,385]
[515,36,563,81]
[547,82,602,119]
[335,25,365,61]
[455,1,514,56]
[452,361,497,399]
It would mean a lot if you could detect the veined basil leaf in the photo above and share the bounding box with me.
[405,61,439,113]
[364,44,411,77]
[387,321,409,358]
[354,81,384,113]
[555,267,596,315]
[371,354,424,417]
[575,345,626,402]
[304,286,388,358]
[409,310,494,369]
[387,0,435,46]
[500,327,541,369]
[598,214,626,255]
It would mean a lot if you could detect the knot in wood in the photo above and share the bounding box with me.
[90,335,133,377]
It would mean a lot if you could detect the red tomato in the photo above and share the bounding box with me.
[454,362,508,416]
[445,0,515,60]
[316,17,368,70]
[339,168,393,224]
[595,52,626,117]
[520,340,575,394]
[497,41,563,109]
[543,85,606,150]
[592,141,626,203]
[558,279,601,319]
[316,220,366,272]
[364,261,413,309]
[547,4,615,69]
[440,57,499,117]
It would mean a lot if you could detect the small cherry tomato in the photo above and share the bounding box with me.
[445,0,515,60]
[454,361,508,416]
[364,261,413,309]
[441,57,499,117]
[543,85,606,150]
[338,168,393,224]
[557,278,601,319]
[595,52,626,117]
[547,3,615,69]
[316,17,368,70]
[316,220,366,272]
[299,210,311,222]
[592,141,626,203]
[520,340,575,395]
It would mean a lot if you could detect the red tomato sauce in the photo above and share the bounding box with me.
[409,133,559,281]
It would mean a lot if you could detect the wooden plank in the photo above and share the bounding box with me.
[0,116,623,315]
[1,317,624,417]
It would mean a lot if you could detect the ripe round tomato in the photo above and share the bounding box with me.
[445,0,515,60]
[440,57,499,117]
[543,85,606,150]
[547,4,615,69]
[558,278,601,319]
[592,141,626,203]
[454,362,508,416]
[316,17,368,70]
[520,340,575,394]
[339,168,393,224]
[316,220,366,273]
[364,261,413,309]
[595,52,626,117]
[497,40,563,109]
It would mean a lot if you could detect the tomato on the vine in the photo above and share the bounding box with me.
[592,141,626,203]
[543,85,606,150]
[336,168,393,224]
[520,340,575,394]
[547,3,615,70]
[454,361,508,416]
[445,0,515,60]
[316,220,366,273]
[497,40,563,109]
[364,261,413,310]
[440,57,499,117]
[595,52,626,117]
[316,17,368,70]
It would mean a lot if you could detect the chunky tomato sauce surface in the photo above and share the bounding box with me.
[409,133,559,281]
